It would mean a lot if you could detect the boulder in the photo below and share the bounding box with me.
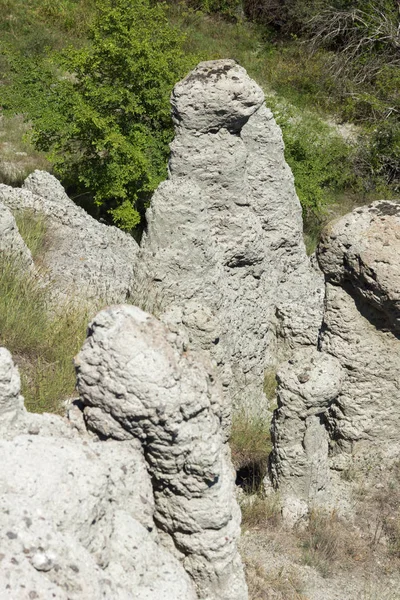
[0,171,139,304]
[135,59,324,416]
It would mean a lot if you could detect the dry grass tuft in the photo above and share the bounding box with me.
[230,412,272,471]
[230,411,272,493]
[299,509,367,577]
[245,558,307,600]
[241,493,282,531]
[263,368,278,405]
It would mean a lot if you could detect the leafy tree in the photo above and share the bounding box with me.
[2,0,193,229]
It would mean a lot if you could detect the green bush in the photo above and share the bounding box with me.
[269,98,357,222]
[185,0,242,19]
[1,0,194,230]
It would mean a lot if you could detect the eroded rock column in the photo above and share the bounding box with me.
[135,59,324,416]
[75,305,247,600]
[270,200,400,522]
[270,348,343,524]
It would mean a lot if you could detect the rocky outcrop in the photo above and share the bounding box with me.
[135,59,324,415]
[0,171,138,303]
[318,201,400,459]
[76,305,247,600]
[0,304,247,599]
[270,200,400,522]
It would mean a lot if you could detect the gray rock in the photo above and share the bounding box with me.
[75,304,248,600]
[23,170,72,205]
[0,201,33,269]
[270,348,344,524]
[318,200,400,332]
[271,201,400,523]
[135,59,324,416]
[317,202,400,455]
[0,171,139,304]
[0,347,25,434]
[0,348,197,600]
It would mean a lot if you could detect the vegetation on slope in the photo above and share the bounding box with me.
[0,211,88,413]
[1,0,398,240]
[1,0,193,229]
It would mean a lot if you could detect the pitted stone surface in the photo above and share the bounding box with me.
[0,171,138,303]
[0,348,197,600]
[270,200,400,523]
[270,348,344,524]
[75,304,248,600]
[317,202,400,455]
[171,59,265,133]
[136,60,324,415]
[318,200,400,332]
[0,347,25,434]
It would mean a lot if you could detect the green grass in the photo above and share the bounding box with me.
[14,209,49,260]
[0,115,50,186]
[0,212,89,413]
[230,412,272,470]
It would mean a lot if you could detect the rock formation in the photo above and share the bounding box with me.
[76,305,247,600]
[0,171,138,304]
[0,203,33,270]
[270,200,400,522]
[135,59,324,415]
[0,305,247,599]
[270,348,344,523]
[318,201,400,461]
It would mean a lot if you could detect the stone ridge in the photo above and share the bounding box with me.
[136,59,324,416]
[0,171,139,304]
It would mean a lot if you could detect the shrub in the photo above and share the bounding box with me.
[269,97,357,223]
[1,0,194,230]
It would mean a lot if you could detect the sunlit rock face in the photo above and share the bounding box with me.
[0,170,139,304]
[271,200,400,524]
[136,59,324,417]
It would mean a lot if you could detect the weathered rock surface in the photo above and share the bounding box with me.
[76,304,247,600]
[318,200,400,332]
[0,347,197,600]
[135,59,324,415]
[271,200,400,521]
[0,202,33,269]
[318,202,400,460]
[0,347,25,434]
[270,348,344,524]
[0,303,246,599]
[0,171,139,303]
